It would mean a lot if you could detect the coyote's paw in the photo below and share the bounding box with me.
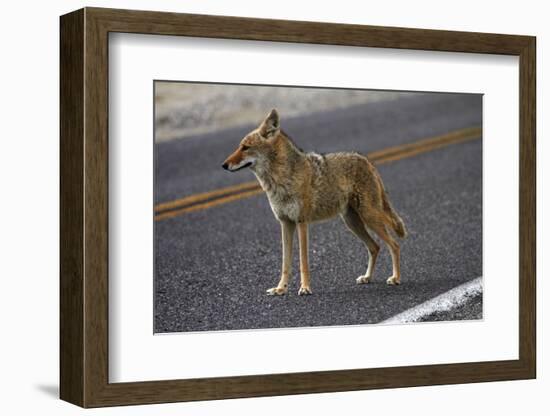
[356,275,372,284]
[298,286,312,296]
[386,276,401,286]
[266,287,287,296]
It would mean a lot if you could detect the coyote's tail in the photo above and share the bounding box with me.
[382,195,408,238]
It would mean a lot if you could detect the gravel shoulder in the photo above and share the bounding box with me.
[155,82,421,142]
[418,293,483,322]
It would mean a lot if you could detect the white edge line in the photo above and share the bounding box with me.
[380,277,483,324]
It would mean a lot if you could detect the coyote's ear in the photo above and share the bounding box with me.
[259,109,280,138]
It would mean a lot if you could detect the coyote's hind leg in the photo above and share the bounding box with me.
[341,207,380,284]
[366,218,401,285]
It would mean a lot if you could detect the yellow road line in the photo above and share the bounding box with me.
[154,126,481,221]
[155,188,264,221]
[154,180,259,213]
[372,127,482,165]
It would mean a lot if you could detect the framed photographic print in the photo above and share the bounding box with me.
[60,7,536,408]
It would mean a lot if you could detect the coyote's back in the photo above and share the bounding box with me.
[305,151,407,237]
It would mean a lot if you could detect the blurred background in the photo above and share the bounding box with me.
[155,82,419,142]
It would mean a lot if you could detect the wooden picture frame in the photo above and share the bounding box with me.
[60,7,536,408]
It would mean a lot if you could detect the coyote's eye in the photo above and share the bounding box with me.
[241,145,250,151]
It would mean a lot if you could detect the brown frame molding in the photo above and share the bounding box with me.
[60,7,536,408]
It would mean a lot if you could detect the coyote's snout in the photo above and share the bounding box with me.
[223,109,407,295]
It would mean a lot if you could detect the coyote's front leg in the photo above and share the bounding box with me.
[297,222,312,295]
[267,220,295,295]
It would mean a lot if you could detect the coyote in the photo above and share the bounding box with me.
[222,109,407,295]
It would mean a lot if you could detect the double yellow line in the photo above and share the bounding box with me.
[155,126,481,221]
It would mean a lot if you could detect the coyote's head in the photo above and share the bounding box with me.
[222,109,280,172]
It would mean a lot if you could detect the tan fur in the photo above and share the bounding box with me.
[222,109,407,295]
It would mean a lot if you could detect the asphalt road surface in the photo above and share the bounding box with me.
[154,93,482,333]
